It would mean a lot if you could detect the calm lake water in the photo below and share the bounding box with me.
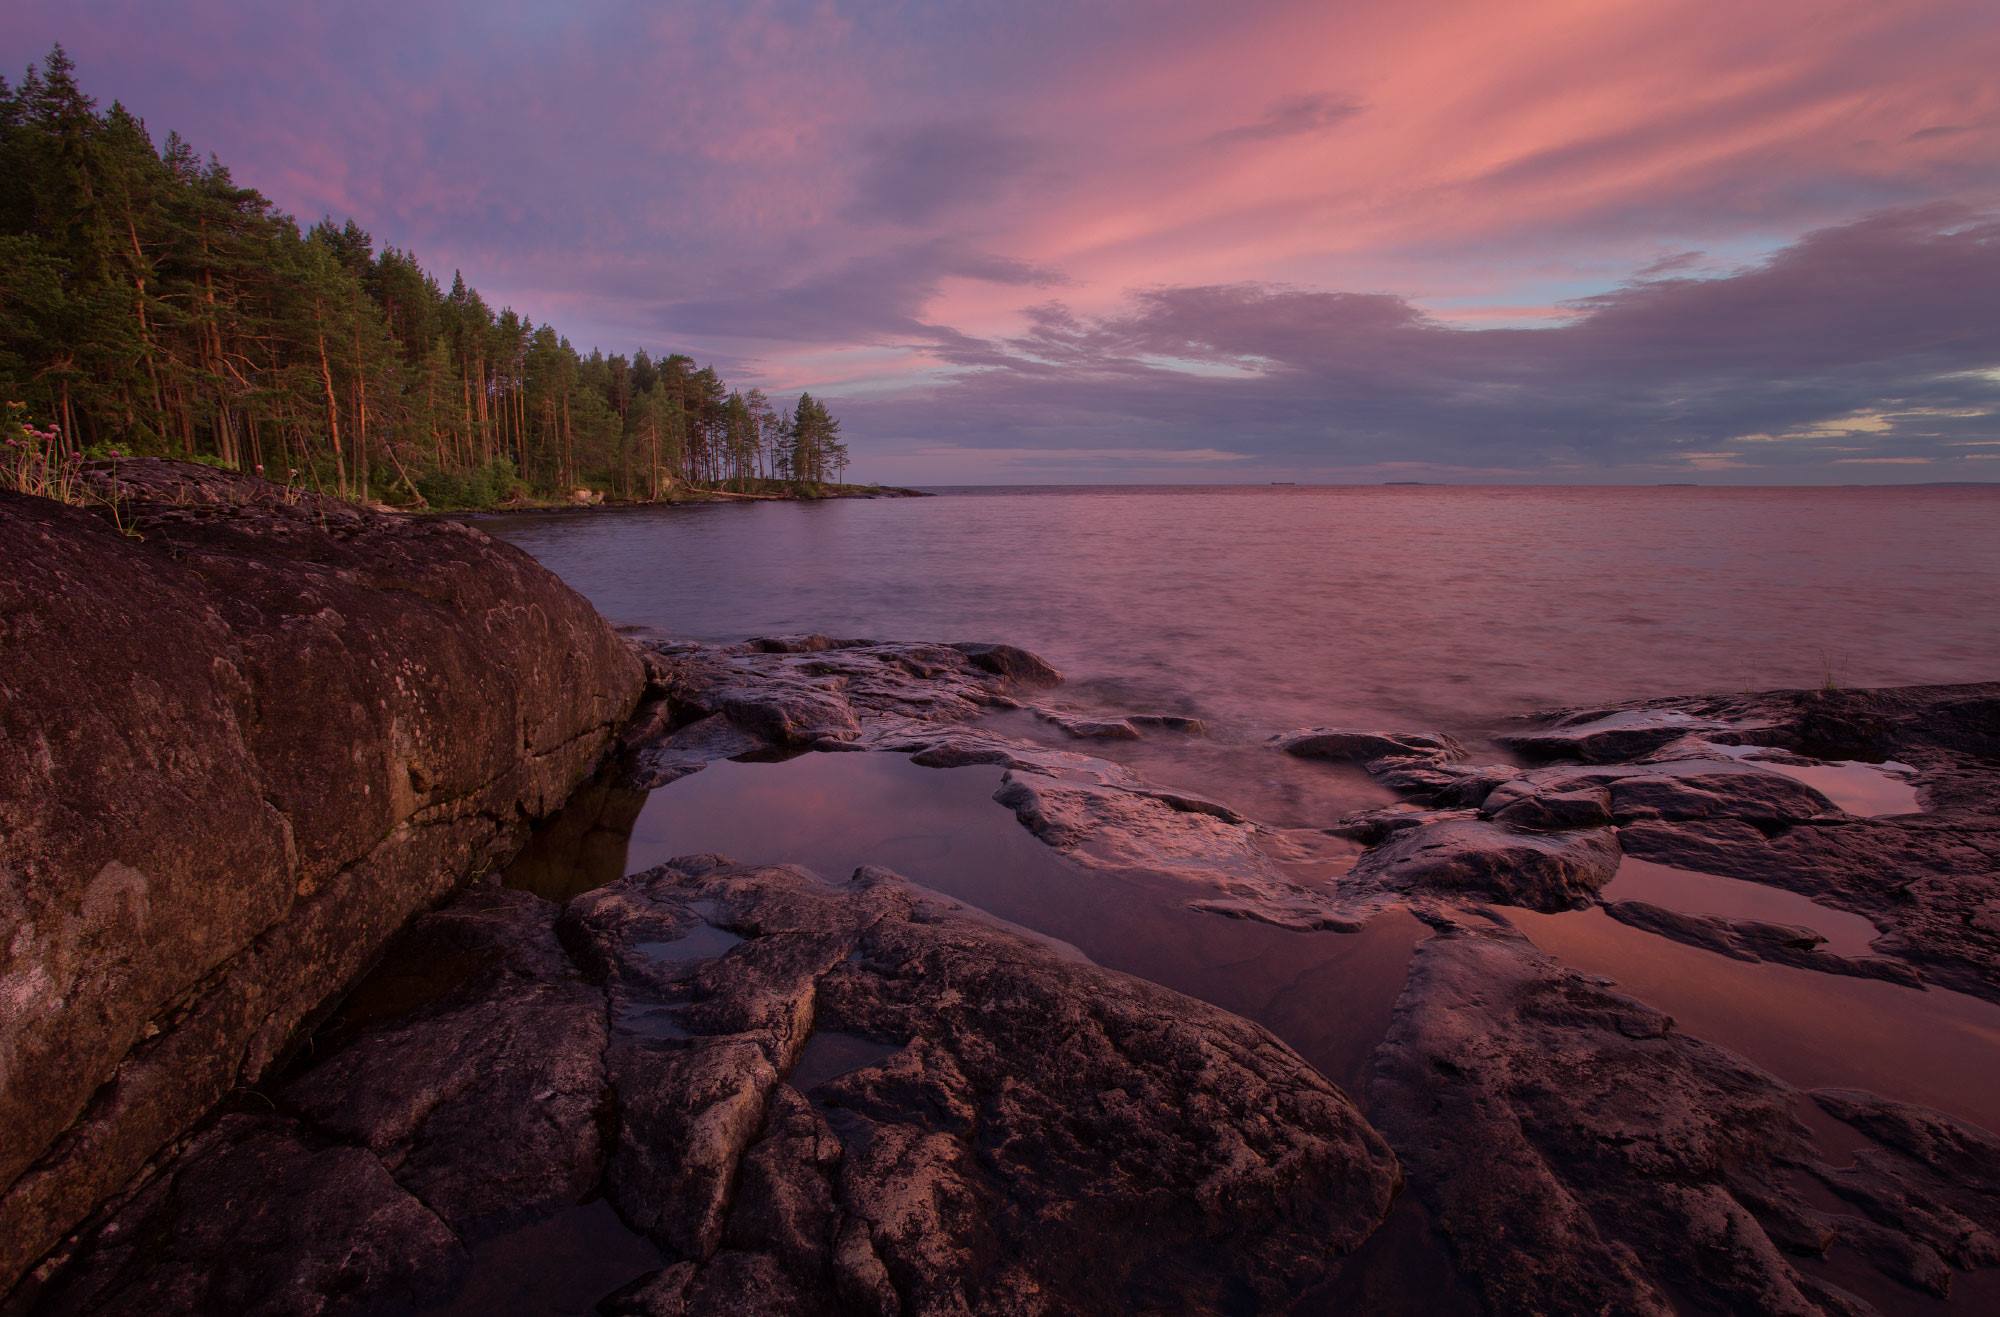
[483,484,2000,738]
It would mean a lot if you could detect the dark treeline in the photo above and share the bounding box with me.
[0,46,850,507]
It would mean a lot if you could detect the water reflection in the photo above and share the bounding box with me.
[504,751,1422,1102]
[1761,757,1922,817]
[1507,906,2000,1135]
[1603,857,1881,956]
[501,775,649,900]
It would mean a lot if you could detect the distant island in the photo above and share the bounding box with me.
[0,47,851,511]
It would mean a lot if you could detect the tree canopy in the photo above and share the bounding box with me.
[0,46,848,506]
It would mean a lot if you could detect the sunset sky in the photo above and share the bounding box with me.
[6,0,1999,483]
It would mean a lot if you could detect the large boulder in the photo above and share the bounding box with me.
[0,462,643,1289]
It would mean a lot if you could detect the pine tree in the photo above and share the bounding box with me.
[0,47,855,505]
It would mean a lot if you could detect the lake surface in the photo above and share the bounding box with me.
[484,484,2000,739]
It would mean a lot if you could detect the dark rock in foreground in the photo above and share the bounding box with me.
[0,462,643,1292]
[26,860,1401,1315]
[1373,921,2000,1314]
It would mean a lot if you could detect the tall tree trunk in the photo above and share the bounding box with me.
[315,321,347,498]
[125,218,167,427]
[351,319,370,502]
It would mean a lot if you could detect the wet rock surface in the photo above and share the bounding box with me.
[625,634,1351,931]
[1498,707,1736,763]
[0,462,642,1289]
[25,861,1400,1315]
[1373,919,2000,1315]
[1604,900,1921,986]
[1350,818,1622,911]
[1587,684,2000,1004]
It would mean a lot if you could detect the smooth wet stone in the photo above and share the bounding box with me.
[1485,782,1615,831]
[1277,727,1466,764]
[1606,764,1835,823]
[1482,759,1836,826]
[1365,757,1515,807]
[1500,707,1732,763]
[947,641,1063,686]
[1128,712,1207,734]
[992,769,1267,877]
[1032,708,1144,740]
[1330,804,1478,844]
[904,738,1023,769]
[1351,818,1622,911]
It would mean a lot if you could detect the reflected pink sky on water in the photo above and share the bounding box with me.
[489,483,2000,736]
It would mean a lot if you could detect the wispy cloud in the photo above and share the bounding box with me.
[1206,93,1363,145]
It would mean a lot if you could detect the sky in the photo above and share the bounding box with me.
[7,0,2000,484]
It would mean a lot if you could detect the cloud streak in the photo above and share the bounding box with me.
[4,0,1998,480]
[837,208,2000,481]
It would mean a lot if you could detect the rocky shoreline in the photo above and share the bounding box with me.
[4,465,1998,1314]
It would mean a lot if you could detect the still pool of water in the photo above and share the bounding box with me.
[508,752,1424,1103]
[1603,857,1882,956]
[1507,905,2000,1135]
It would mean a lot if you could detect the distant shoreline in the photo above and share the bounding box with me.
[435,483,931,519]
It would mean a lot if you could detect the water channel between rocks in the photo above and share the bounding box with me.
[506,751,1425,1105]
[504,747,2000,1133]
[474,738,2000,1314]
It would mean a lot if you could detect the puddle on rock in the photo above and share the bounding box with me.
[632,924,744,963]
[1762,757,1922,817]
[502,775,651,900]
[791,1030,902,1092]
[415,1199,661,1316]
[500,749,1446,1299]
[1508,906,2000,1135]
[1604,856,1881,957]
[1697,742,1922,817]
